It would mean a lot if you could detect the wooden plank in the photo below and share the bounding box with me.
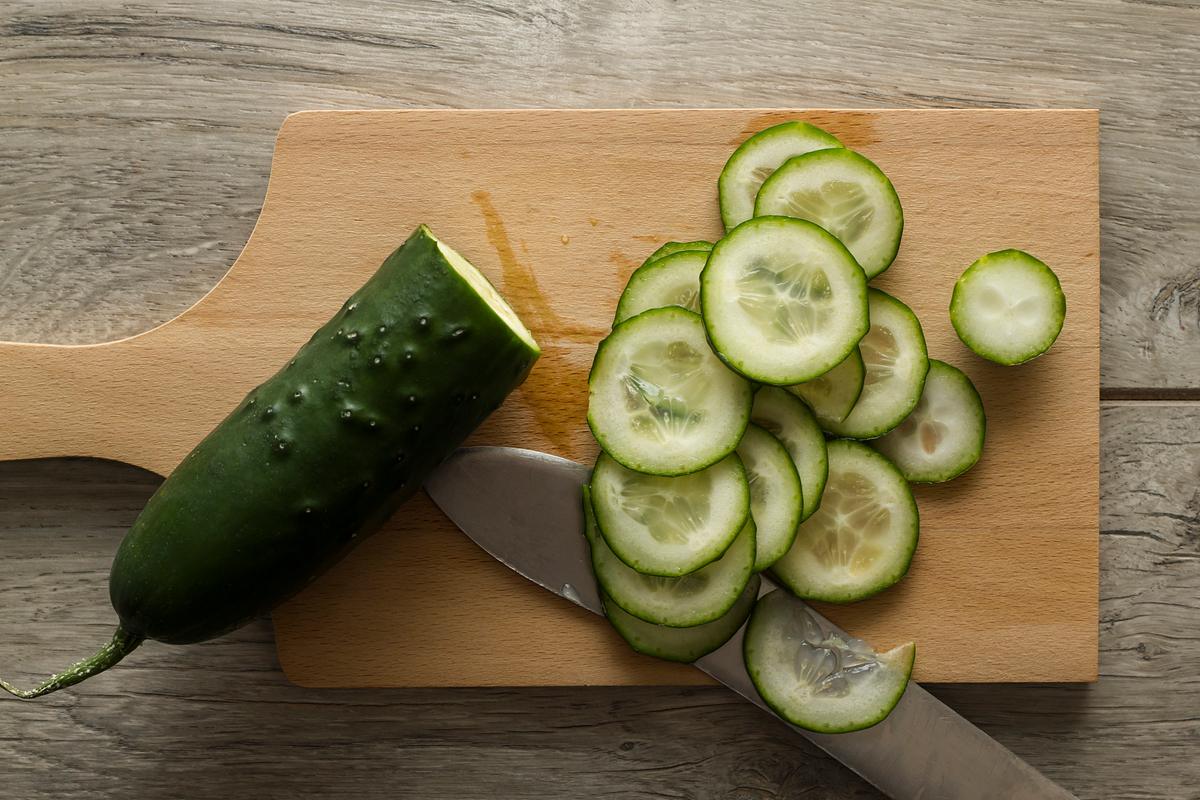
[0,109,1099,685]
[0,403,1193,799]
[0,1,1196,391]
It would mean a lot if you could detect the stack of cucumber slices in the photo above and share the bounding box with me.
[583,120,1067,734]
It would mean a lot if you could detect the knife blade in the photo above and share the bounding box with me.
[426,446,1077,800]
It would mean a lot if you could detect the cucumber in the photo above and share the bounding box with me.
[743,588,915,733]
[591,509,757,628]
[823,289,929,440]
[787,346,865,427]
[718,121,843,231]
[751,387,828,523]
[647,240,713,263]
[602,576,761,663]
[701,216,869,385]
[950,249,1066,365]
[771,440,918,603]
[614,250,708,324]
[588,307,752,476]
[591,451,750,577]
[737,424,803,571]
[754,148,904,279]
[2,225,540,698]
[874,359,986,483]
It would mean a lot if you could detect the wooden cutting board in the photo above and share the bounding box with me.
[0,109,1099,685]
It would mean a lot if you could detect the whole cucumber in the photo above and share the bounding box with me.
[2,225,540,698]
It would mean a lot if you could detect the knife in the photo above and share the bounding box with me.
[426,446,1077,800]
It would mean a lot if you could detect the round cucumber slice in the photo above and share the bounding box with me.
[602,575,760,663]
[950,249,1066,365]
[647,240,713,264]
[718,121,843,231]
[591,451,750,577]
[787,346,865,426]
[614,250,708,324]
[736,424,803,571]
[771,440,918,603]
[588,307,753,476]
[744,589,915,733]
[751,387,828,523]
[591,512,756,628]
[823,289,929,440]
[754,148,903,279]
[701,216,869,385]
[874,360,986,483]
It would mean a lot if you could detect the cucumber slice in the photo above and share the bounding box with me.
[719,121,843,231]
[743,589,915,733]
[874,360,986,483]
[701,216,869,385]
[591,451,750,577]
[602,575,760,663]
[647,240,713,263]
[787,346,865,426]
[754,149,903,279]
[950,249,1066,365]
[736,424,803,571]
[823,289,929,440]
[591,509,757,628]
[771,440,918,603]
[588,307,753,476]
[614,250,708,324]
[751,387,828,523]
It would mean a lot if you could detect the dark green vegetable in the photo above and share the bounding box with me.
[1,225,539,698]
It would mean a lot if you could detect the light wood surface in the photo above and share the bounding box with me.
[1,1,1196,797]
[0,109,1100,685]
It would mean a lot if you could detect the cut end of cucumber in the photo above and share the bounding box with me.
[718,121,843,231]
[431,231,540,355]
[950,249,1066,365]
[874,359,986,483]
[754,149,903,279]
[588,307,752,476]
[744,589,914,733]
[702,216,869,385]
[771,440,918,603]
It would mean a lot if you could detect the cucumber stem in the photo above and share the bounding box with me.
[0,626,144,699]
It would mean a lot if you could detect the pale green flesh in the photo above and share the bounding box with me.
[754,149,903,279]
[950,249,1066,365]
[701,216,869,385]
[591,509,757,628]
[435,235,540,353]
[603,575,760,663]
[823,290,928,440]
[737,424,803,571]
[614,250,709,324]
[771,440,918,603]
[647,240,713,264]
[874,360,986,483]
[719,121,843,230]
[751,387,828,523]
[744,589,914,733]
[787,346,866,426]
[591,451,750,576]
[588,307,752,476]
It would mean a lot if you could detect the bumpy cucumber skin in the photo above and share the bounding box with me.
[110,226,540,644]
[950,249,1067,366]
[646,240,713,264]
[602,575,760,663]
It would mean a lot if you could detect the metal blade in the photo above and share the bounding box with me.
[426,446,1077,800]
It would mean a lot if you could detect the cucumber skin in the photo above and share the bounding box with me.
[110,226,539,644]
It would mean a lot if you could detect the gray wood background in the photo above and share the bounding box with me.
[1,2,1197,798]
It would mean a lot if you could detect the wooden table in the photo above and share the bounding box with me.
[1,3,1196,798]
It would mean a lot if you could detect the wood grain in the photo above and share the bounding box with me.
[1,403,1194,800]
[0,0,1195,391]
[0,109,1100,685]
